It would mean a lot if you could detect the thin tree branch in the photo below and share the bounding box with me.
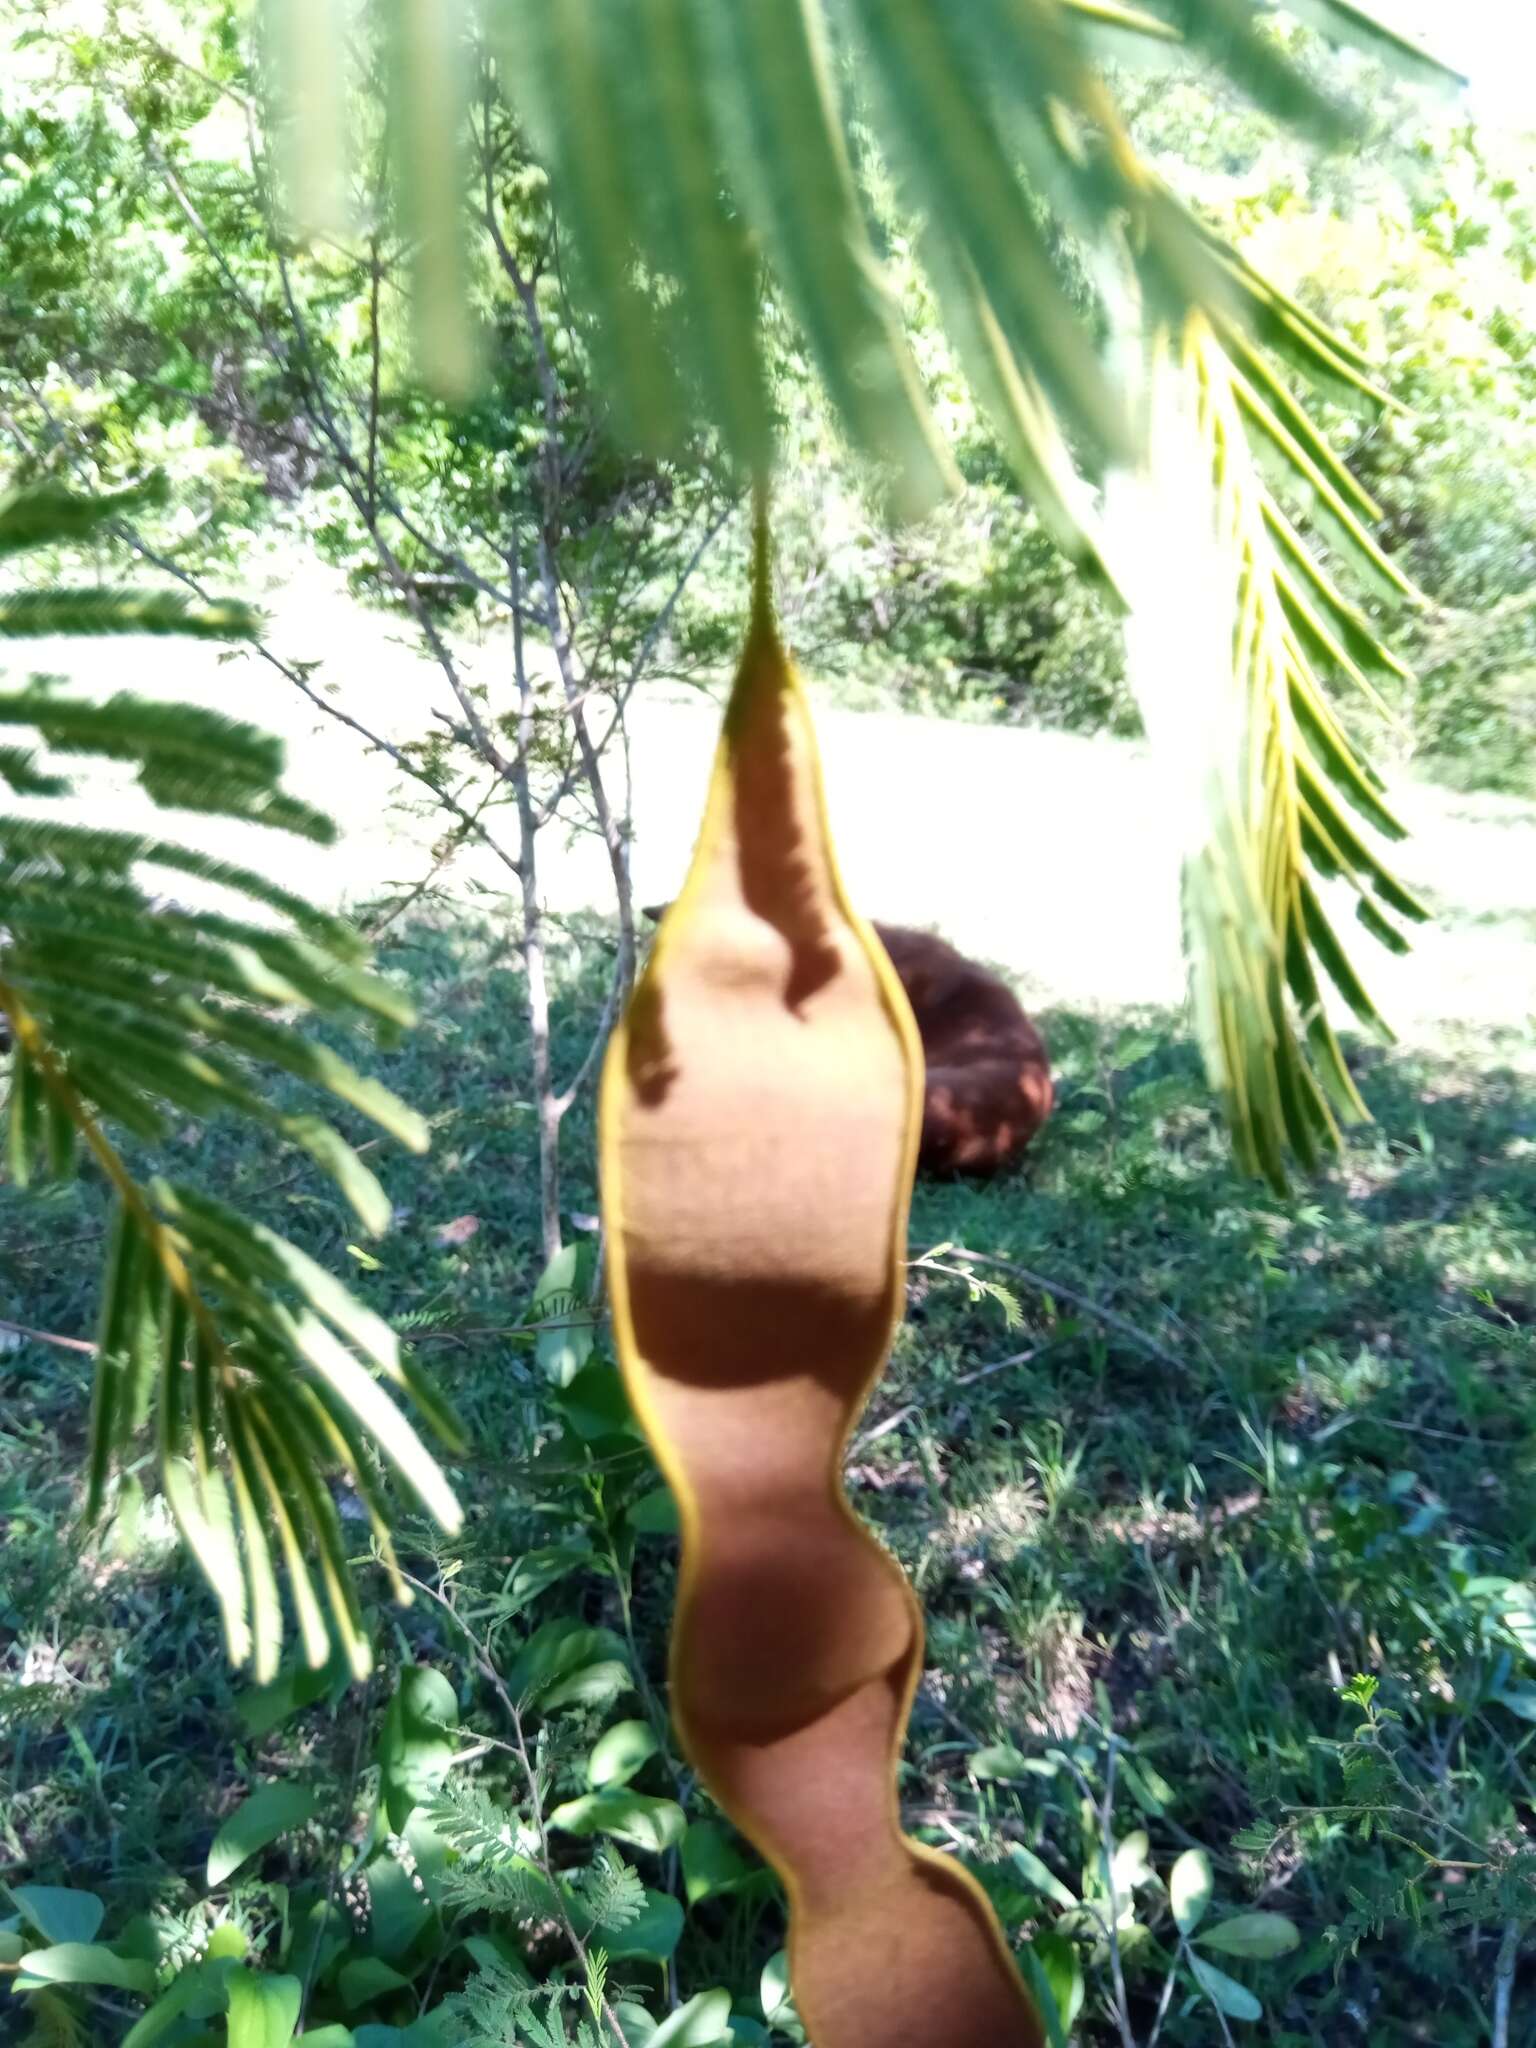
[506,538,561,1262]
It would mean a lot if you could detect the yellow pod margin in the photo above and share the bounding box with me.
[599,523,1043,2048]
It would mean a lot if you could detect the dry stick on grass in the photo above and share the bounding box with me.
[922,1245,1188,1374]
[0,1317,96,1357]
[850,1343,1056,1452]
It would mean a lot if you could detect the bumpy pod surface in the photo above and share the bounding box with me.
[599,552,1043,2048]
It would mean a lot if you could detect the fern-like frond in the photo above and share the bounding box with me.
[1,517,457,1678]
[0,475,170,561]
[0,686,337,838]
[1120,315,1427,1189]
[440,1964,578,2048]
[261,0,1460,505]
[569,1850,646,1932]
[424,1779,562,1918]
[0,588,258,640]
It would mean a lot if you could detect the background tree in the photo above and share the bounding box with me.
[238,0,1469,1191]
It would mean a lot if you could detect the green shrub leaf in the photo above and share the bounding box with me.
[14,1942,156,1996]
[1189,1954,1264,2021]
[546,1789,687,1854]
[647,1988,734,2047]
[380,1666,458,1832]
[1008,1843,1078,1912]
[4,1886,105,1945]
[207,1783,318,1886]
[1196,1911,1301,1960]
[587,1719,660,1789]
[1169,1846,1213,1935]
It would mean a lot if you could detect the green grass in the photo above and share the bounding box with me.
[3,915,1535,2044]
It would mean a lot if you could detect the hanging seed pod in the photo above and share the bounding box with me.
[600,510,1042,2048]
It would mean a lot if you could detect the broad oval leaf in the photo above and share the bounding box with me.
[759,1951,798,2030]
[499,1545,595,1615]
[647,1989,734,2048]
[543,1659,630,1713]
[207,1782,318,1887]
[587,1718,661,1789]
[227,1972,303,2048]
[1196,1911,1301,1960]
[5,1886,105,1945]
[1111,1829,1153,1895]
[600,1889,685,1964]
[529,1243,597,1388]
[1189,1954,1264,2022]
[680,1820,759,1905]
[506,1619,630,1709]
[338,1959,412,2010]
[14,1942,156,1996]
[627,1483,681,1536]
[364,1857,432,1959]
[238,1646,354,1740]
[1020,1928,1084,2048]
[546,1789,687,1855]
[969,1743,1032,1782]
[120,1952,245,2048]
[1008,1843,1079,1913]
[1169,1847,1213,1936]
[380,1665,458,1832]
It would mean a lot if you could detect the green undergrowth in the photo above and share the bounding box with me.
[3,916,1535,2044]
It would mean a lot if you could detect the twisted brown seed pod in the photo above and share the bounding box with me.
[599,520,1043,2048]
